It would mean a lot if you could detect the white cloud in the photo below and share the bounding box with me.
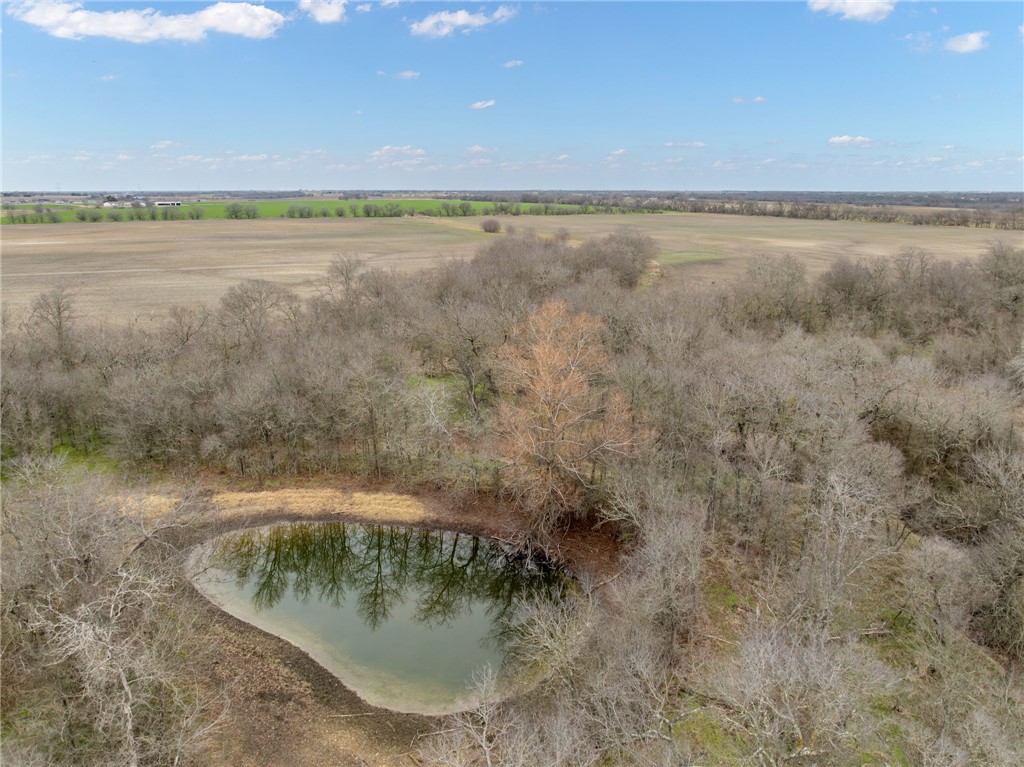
[235,153,268,162]
[10,154,53,165]
[355,4,371,13]
[466,144,496,155]
[298,0,347,24]
[410,6,515,38]
[828,135,877,147]
[732,96,767,104]
[369,145,425,162]
[6,0,286,43]
[150,139,177,149]
[554,154,570,161]
[378,69,420,79]
[604,150,626,166]
[99,74,117,81]
[807,1,895,23]
[902,31,933,53]
[470,99,496,110]
[381,0,399,7]
[115,153,133,161]
[944,31,989,53]
[503,59,524,68]
[384,157,427,170]
[664,140,706,148]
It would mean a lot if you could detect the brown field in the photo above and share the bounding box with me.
[3,213,1020,322]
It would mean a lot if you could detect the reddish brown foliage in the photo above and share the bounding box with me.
[494,300,638,534]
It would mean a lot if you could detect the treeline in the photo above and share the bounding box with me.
[458,190,1024,229]
[1,199,643,224]
[663,195,1024,229]
[18,196,1021,228]
[8,189,1022,229]
[223,202,260,219]
[3,204,208,223]
[3,205,63,223]
[3,232,1023,765]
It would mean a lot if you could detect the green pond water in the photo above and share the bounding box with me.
[190,522,564,714]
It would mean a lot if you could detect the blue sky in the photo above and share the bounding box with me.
[3,1,1022,191]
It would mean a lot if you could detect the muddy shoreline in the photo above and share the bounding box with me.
[169,478,622,767]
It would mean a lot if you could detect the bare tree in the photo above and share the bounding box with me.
[28,286,77,370]
[1,459,222,765]
[1005,341,1024,393]
[216,279,299,360]
[606,469,708,653]
[792,437,902,628]
[707,618,890,767]
[324,253,366,298]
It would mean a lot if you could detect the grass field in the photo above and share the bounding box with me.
[3,213,1021,322]
[1,197,590,224]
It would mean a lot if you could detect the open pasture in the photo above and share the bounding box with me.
[1,197,588,223]
[3,213,1019,322]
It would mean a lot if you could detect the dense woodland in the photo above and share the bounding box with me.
[2,229,1023,766]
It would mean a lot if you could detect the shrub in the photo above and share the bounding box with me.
[481,218,501,233]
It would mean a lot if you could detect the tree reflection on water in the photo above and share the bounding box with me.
[208,522,565,634]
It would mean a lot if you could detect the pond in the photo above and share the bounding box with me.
[189,522,565,714]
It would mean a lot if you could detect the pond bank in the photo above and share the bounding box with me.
[157,477,623,767]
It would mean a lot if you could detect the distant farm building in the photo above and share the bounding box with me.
[154,201,182,207]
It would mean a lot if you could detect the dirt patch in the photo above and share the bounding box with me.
[6,215,1015,323]
[162,478,624,767]
[1,218,489,322]
[199,601,430,767]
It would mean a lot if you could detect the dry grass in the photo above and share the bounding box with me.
[119,487,429,527]
[4,214,1018,321]
[121,493,184,521]
[210,489,428,524]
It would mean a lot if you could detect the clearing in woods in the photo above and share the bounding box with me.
[3,213,1018,321]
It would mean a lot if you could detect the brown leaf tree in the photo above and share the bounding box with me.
[494,300,638,536]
